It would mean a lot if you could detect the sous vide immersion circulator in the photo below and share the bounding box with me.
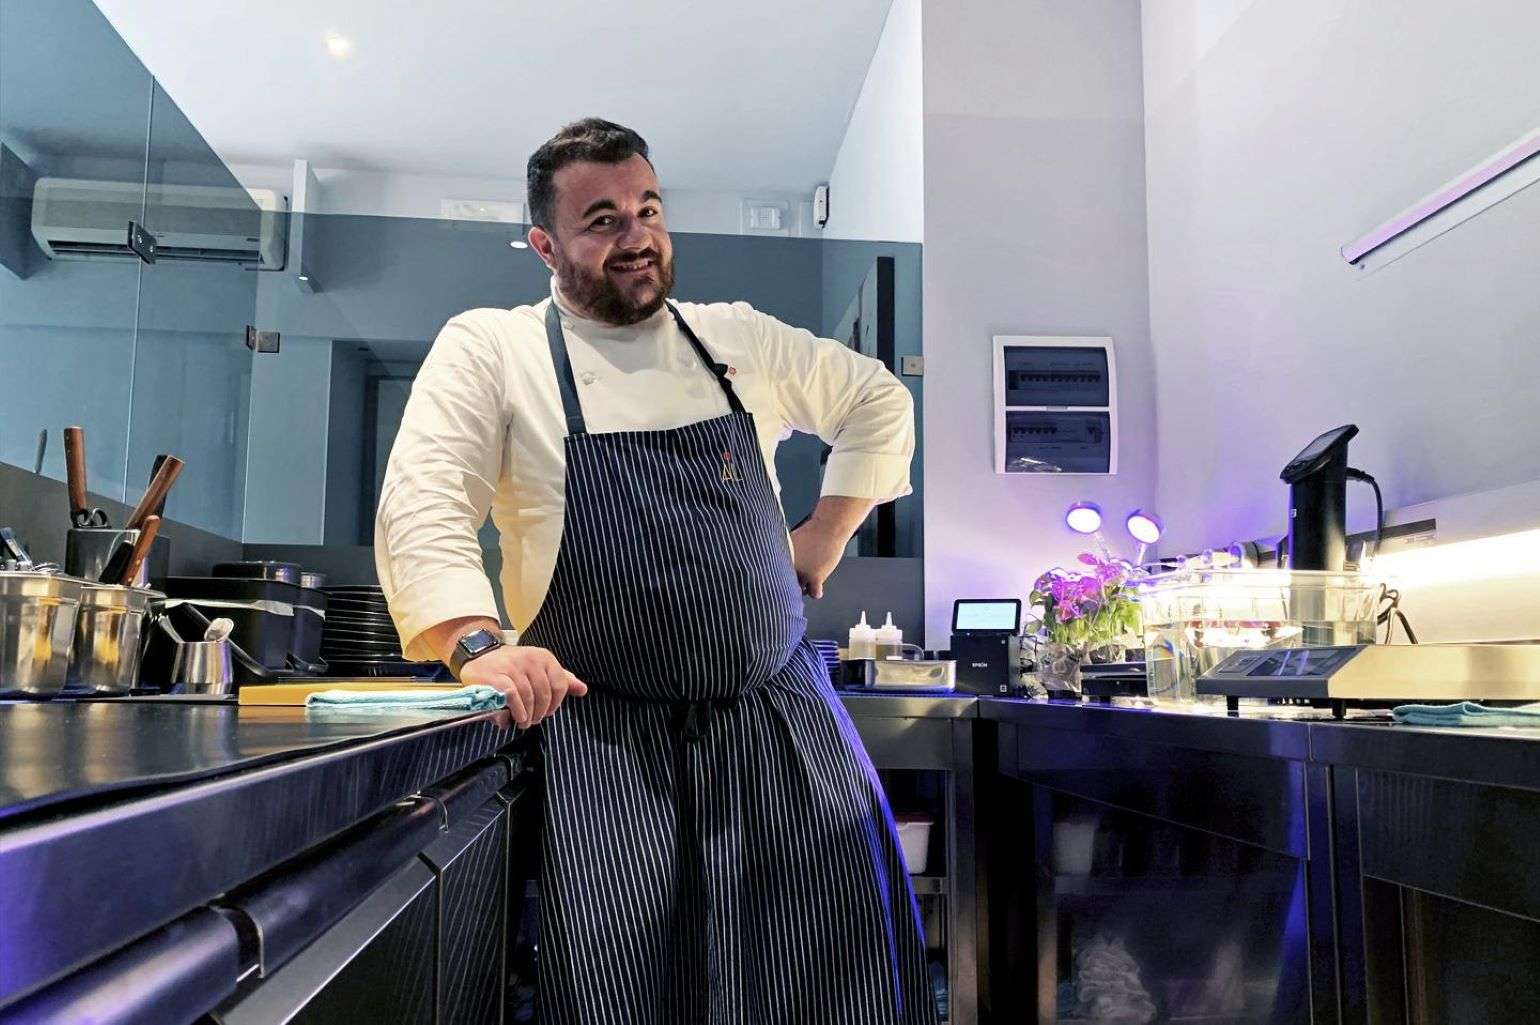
[1280,424,1359,571]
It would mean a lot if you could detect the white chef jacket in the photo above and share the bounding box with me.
[376,279,914,661]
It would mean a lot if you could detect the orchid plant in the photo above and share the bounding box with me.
[1029,552,1142,653]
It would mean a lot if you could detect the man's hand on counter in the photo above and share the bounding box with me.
[460,645,588,730]
[425,617,588,729]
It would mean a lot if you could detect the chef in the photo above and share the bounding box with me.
[376,118,936,1024]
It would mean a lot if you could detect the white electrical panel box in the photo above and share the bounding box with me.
[992,335,1118,475]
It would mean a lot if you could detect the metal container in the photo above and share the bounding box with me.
[862,658,957,691]
[0,572,85,698]
[67,584,159,694]
[65,527,169,588]
[171,638,235,694]
[213,561,300,585]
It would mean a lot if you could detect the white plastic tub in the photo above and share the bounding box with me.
[896,817,933,874]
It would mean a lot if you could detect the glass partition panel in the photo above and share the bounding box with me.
[127,80,259,537]
[0,0,150,500]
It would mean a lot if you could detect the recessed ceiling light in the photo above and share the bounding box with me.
[508,240,528,249]
[325,33,352,59]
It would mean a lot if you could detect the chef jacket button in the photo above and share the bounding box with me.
[562,320,574,330]
[580,371,597,385]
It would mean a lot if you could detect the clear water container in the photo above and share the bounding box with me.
[1137,569,1381,703]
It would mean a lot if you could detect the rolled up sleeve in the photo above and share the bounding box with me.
[750,307,914,502]
[374,313,507,660]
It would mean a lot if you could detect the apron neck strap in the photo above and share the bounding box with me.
[544,302,588,437]
[667,302,746,414]
[543,299,748,438]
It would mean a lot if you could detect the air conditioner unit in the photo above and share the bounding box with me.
[30,177,287,269]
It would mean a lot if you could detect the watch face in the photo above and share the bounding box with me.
[461,630,499,656]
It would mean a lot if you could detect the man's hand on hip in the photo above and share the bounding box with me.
[790,495,876,599]
[462,645,588,730]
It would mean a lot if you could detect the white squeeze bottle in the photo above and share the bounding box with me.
[848,612,877,660]
[875,612,904,661]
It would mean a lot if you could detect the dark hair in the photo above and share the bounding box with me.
[526,118,651,232]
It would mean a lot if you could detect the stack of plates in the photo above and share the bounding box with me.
[320,585,445,679]
[809,639,842,681]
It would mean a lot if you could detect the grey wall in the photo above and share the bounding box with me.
[920,0,1155,647]
[244,336,330,542]
[1143,0,1540,552]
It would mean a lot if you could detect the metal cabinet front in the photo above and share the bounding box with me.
[1333,766,1540,1025]
[993,713,1334,1025]
[215,860,439,1025]
[422,797,509,1025]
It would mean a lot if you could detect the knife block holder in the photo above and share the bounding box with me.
[65,527,171,588]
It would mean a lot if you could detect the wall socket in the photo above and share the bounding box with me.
[900,355,924,377]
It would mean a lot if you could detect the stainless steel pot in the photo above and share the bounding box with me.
[0,572,85,698]
[67,584,160,694]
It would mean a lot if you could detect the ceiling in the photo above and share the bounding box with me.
[93,0,895,193]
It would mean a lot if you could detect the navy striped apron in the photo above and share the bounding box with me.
[520,301,938,1025]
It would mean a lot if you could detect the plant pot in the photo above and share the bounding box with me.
[1039,642,1086,696]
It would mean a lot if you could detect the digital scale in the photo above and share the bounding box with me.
[1197,644,1540,717]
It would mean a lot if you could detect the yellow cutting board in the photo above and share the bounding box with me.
[238,680,458,705]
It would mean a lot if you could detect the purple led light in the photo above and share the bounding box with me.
[1065,501,1103,535]
[1126,509,1164,545]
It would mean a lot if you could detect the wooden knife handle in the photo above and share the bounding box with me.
[64,426,87,514]
[125,456,184,531]
[119,515,161,586]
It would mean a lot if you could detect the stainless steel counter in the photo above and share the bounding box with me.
[0,701,517,1008]
[838,690,980,720]
[981,695,1540,787]
[839,689,981,1024]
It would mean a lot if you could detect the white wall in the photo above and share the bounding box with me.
[1143,0,1540,553]
[920,0,1155,646]
[823,0,924,243]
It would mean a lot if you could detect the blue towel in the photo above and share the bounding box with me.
[305,685,506,713]
[1392,701,1540,727]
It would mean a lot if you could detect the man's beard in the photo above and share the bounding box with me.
[556,246,676,326]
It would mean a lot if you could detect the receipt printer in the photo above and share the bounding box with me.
[950,598,1021,695]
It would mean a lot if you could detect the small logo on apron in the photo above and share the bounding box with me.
[720,449,742,484]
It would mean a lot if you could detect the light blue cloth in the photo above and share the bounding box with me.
[1392,701,1540,727]
[305,685,506,713]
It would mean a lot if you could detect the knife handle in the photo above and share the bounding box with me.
[64,426,87,514]
[125,456,183,531]
[148,454,171,518]
[117,516,161,587]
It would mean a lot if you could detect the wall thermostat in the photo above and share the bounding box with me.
[992,335,1118,475]
[814,184,830,227]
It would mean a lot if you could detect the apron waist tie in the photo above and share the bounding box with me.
[671,697,739,742]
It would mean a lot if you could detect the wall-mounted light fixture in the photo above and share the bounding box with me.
[1341,125,1540,267]
[1065,501,1103,535]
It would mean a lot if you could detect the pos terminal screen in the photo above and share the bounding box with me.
[952,599,1021,633]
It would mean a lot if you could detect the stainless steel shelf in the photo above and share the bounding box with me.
[910,874,948,896]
